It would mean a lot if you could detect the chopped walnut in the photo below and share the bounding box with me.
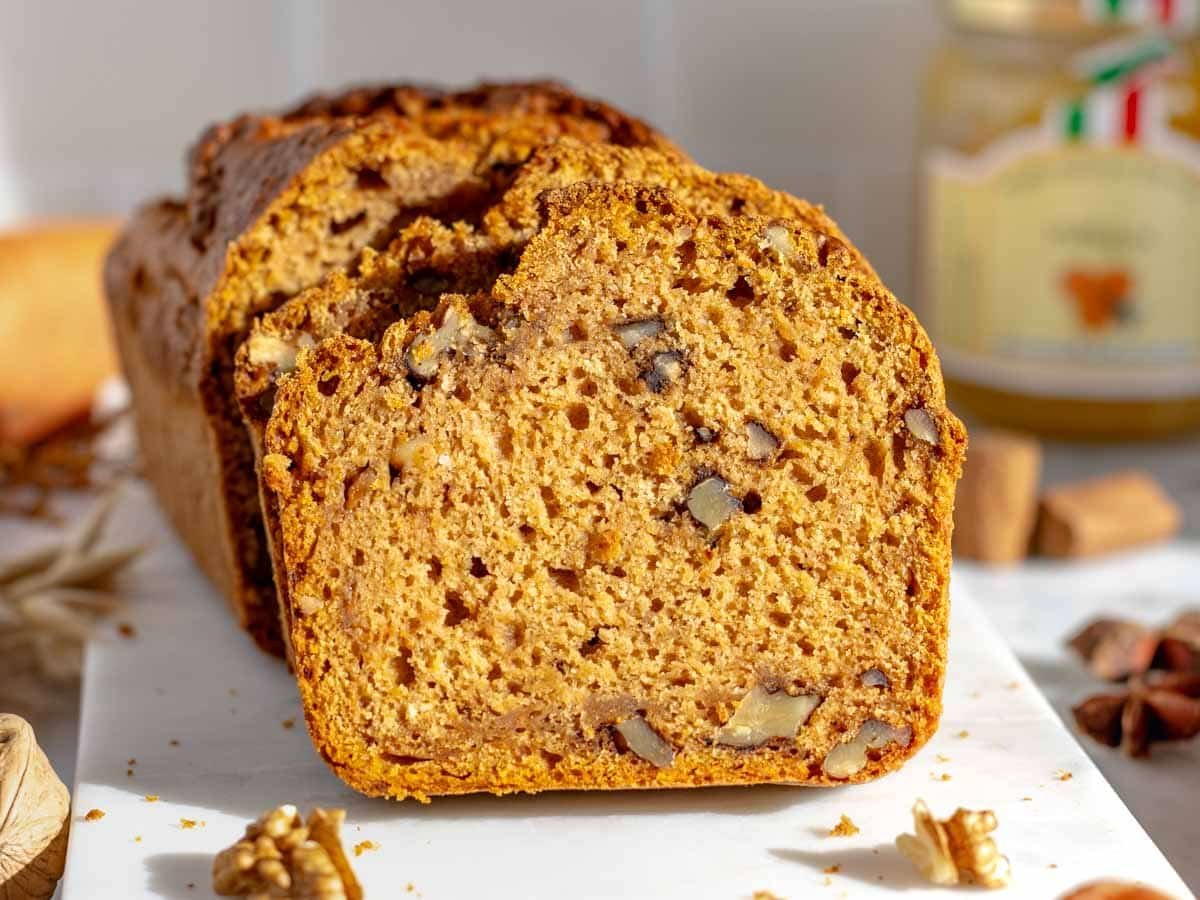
[716,685,821,748]
[822,719,912,779]
[860,667,890,689]
[245,332,315,376]
[613,715,676,768]
[904,408,939,445]
[759,224,794,258]
[212,805,362,900]
[640,351,684,393]
[745,421,781,461]
[405,303,496,381]
[896,799,1011,888]
[612,318,663,350]
[686,475,741,531]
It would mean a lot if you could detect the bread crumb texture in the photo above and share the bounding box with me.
[262,180,964,799]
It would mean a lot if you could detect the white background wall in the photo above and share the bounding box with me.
[0,0,944,300]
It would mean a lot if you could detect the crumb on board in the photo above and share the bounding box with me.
[1049,863,1058,869]
[829,814,860,837]
[134,835,142,843]
[169,739,180,747]
[932,773,952,782]
[84,808,105,821]
[823,865,841,874]
[751,892,782,900]
[282,718,295,730]
[354,839,380,856]
[935,754,951,763]
[179,818,204,829]
[144,794,159,802]
[126,768,134,777]
[1055,770,1073,782]
[956,730,970,738]
[117,622,136,638]
[406,885,415,894]
[1021,796,1033,801]
[1007,681,1020,690]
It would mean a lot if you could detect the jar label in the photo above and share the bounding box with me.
[924,136,1200,399]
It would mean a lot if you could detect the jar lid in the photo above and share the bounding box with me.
[946,0,1198,35]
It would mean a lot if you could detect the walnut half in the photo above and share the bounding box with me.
[896,799,1011,888]
[0,715,70,900]
[212,805,362,900]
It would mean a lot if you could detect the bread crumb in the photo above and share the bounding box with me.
[126,768,134,777]
[169,739,180,747]
[1007,681,1019,690]
[829,814,860,837]
[932,773,952,781]
[84,808,105,821]
[956,730,969,738]
[179,818,202,829]
[1055,770,1073,781]
[118,622,136,638]
[144,794,159,802]
[406,885,415,894]
[354,839,380,856]
[752,892,782,900]
[134,835,142,843]
[1021,796,1033,801]
[282,718,295,729]
[1048,863,1058,869]
[935,754,951,763]
[823,865,841,874]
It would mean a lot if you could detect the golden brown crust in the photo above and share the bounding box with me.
[105,84,676,655]
[264,182,964,800]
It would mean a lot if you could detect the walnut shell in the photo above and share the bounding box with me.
[0,715,70,900]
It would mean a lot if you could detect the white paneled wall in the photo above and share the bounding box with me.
[0,0,942,298]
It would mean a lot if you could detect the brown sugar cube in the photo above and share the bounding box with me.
[1036,470,1181,559]
[952,430,1041,564]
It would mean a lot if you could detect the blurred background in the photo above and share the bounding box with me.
[0,0,933,296]
[1,0,1198,889]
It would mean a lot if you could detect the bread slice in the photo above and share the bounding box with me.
[104,83,675,655]
[261,182,966,800]
[235,140,859,658]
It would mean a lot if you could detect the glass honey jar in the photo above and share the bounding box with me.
[921,0,1200,439]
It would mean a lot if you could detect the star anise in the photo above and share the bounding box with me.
[1067,611,1200,681]
[1073,671,1200,757]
